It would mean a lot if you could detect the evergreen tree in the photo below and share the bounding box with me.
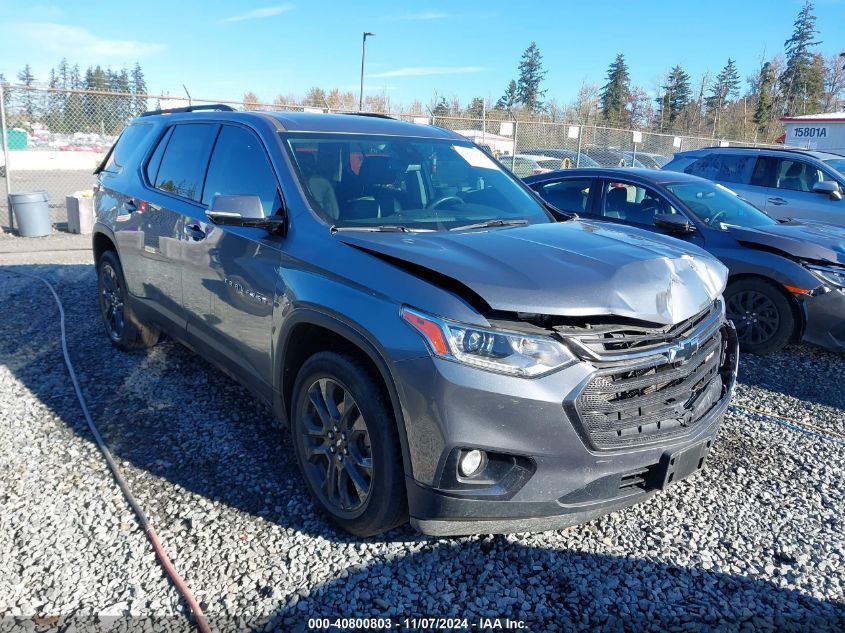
[753,61,775,133]
[600,54,631,125]
[130,63,148,116]
[432,97,449,117]
[466,96,484,119]
[46,68,63,131]
[516,42,547,113]
[657,65,692,129]
[16,64,38,124]
[779,0,821,114]
[496,79,518,111]
[705,59,740,112]
[65,64,84,131]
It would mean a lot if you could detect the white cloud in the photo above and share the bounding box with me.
[369,66,485,78]
[19,23,166,58]
[220,4,293,23]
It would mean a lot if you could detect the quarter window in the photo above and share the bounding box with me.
[203,125,279,216]
[101,123,153,174]
[153,123,219,201]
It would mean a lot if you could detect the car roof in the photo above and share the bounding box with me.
[133,109,464,140]
[678,146,844,161]
[522,167,707,186]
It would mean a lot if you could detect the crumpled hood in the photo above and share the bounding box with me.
[337,221,728,325]
[728,221,845,265]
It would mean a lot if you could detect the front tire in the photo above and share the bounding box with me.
[725,278,795,355]
[97,250,159,350]
[291,351,407,536]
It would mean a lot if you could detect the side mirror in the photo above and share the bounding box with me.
[206,194,287,235]
[654,213,696,234]
[812,181,843,201]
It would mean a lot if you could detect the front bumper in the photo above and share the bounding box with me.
[393,322,738,536]
[801,288,845,353]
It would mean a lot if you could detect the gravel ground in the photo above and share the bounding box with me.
[0,256,843,632]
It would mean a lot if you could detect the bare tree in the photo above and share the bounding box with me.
[823,52,845,111]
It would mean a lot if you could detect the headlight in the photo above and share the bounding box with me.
[805,264,845,289]
[401,307,575,377]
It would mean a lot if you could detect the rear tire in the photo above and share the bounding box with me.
[291,351,407,536]
[97,250,159,350]
[725,278,795,355]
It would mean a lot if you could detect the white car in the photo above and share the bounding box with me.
[498,153,563,177]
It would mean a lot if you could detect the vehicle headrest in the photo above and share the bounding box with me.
[359,156,402,185]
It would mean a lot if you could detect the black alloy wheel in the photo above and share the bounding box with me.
[98,260,126,342]
[724,278,795,355]
[300,377,373,515]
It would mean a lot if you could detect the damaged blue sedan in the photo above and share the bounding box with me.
[525,168,845,355]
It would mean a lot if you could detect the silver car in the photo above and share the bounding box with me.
[664,147,845,226]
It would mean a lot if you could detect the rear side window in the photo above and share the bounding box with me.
[536,179,593,214]
[100,124,154,174]
[202,125,279,216]
[685,153,754,183]
[153,123,219,201]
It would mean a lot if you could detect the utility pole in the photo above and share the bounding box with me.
[359,32,375,112]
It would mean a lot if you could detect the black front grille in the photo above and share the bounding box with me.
[573,322,729,450]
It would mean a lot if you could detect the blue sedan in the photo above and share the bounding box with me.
[524,168,845,355]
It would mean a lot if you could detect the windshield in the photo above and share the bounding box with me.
[823,158,845,177]
[666,181,778,229]
[284,133,552,231]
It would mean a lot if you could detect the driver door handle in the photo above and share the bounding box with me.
[185,222,206,241]
[767,197,788,206]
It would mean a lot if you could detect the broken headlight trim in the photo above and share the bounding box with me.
[805,264,845,289]
[401,307,576,377]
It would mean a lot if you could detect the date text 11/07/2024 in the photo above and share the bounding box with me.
[307,617,528,630]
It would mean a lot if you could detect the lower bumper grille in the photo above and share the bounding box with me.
[571,316,736,451]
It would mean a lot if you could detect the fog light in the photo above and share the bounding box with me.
[459,449,484,477]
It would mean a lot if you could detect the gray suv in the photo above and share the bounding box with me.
[664,147,845,226]
[92,105,738,536]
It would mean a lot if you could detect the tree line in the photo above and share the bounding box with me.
[254,0,841,143]
[492,0,843,141]
[1,59,148,135]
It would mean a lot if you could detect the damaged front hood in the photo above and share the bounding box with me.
[728,221,845,265]
[337,221,727,325]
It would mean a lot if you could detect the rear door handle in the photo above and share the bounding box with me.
[767,197,788,206]
[121,199,138,213]
[185,223,206,241]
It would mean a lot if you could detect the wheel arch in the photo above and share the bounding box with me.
[726,272,805,341]
[92,228,117,264]
[274,309,413,477]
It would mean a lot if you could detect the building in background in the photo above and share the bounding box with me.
[779,112,845,152]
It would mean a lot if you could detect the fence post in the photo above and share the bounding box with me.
[576,124,583,167]
[0,82,12,230]
[511,119,518,171]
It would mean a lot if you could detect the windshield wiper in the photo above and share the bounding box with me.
[450,219,528,232]
[332,225,418,233]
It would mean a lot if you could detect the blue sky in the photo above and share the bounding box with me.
[1,0,843,108]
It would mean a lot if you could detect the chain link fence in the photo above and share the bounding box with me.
[0,85,783,230]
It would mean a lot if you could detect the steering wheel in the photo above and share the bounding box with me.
[428,196,463,210]
[706,210,728,226]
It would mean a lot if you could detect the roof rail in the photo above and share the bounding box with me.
[693,145,817,155]
[139,103,236,117]
[341,112,396,120]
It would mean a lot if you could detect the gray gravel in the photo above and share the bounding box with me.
[0,257,843,632]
